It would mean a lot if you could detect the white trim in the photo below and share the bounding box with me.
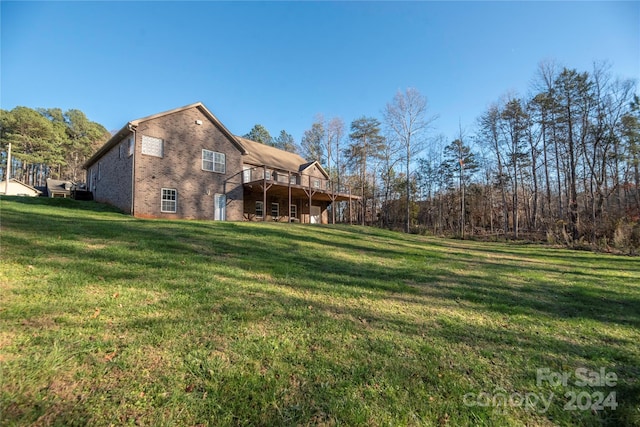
[202,149,225,173]
[161,188,177,213]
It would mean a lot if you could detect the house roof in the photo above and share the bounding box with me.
[84,102,246,169]
[237,136,328,178]
[1,179,42,195]
[46,178,74,194]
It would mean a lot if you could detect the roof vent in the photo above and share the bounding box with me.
[195,120,203,125]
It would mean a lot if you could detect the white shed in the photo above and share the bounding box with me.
[1,179,42,197]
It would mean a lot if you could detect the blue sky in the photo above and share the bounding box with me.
[2,1,638,147]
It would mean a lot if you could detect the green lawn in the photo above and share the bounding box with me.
[1,196,639,426]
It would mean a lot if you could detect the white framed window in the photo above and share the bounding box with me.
[142,135,163,158]
[313,179,320,188]
[202,149,225,173]
[290,204,297,218]
[255,201,264,217]
[271,203,279,219]
[128,137,134,156]
[161,188,177,213]
[289,175,297,185]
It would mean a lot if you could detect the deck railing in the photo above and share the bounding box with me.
[242,165,352,195]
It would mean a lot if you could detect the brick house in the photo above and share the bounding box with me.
[83,102,355,223]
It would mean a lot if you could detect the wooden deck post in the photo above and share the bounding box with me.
[263,165,267,222]
[331,181,336,225]
[308,175,312,224]
[288,171,292,223]
[349,187,353,225]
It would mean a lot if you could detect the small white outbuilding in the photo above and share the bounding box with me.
[1,179,42,197]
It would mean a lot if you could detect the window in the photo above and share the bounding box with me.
[243,166,251,183]
[290,204,297,218]
[142,135,163,157]
[98,162,101,180]
[313,179,321,188]
[161,188,177,213]
[271,203,279,219]
[128,137,134,156]
[289,175,297,185]
[202,149,225,173]
[255,201,264,217]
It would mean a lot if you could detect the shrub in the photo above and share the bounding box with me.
[613,220,640,255]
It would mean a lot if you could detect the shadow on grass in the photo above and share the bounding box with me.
[4,199,639,327]
[2,198,640,426]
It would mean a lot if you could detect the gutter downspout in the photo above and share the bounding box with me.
[129,124,136,216]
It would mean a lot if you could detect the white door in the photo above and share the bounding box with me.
[214,194,226,221]
[310,205,321,224]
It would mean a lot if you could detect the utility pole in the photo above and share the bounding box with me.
[4,143,11,194]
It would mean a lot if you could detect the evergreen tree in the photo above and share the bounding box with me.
[244,124,273,145]
[273,130,299,153]
[440,138,479,237]
[346,117,386,225]
[301,120,325,165]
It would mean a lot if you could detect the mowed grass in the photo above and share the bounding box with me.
[1,197,639,427]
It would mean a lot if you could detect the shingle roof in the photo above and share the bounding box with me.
[237,137,328,177]
[237,136,308,171]
[83,102,329,178]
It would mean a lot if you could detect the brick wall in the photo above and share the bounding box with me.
[132,106,244,220]
[89,136,133,213]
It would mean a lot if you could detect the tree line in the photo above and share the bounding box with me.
[2,60,638,251]
[283,61,639,251]
[0,107,110,186]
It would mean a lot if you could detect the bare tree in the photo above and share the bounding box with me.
[384,88,437,233]
[326,117,345,184]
